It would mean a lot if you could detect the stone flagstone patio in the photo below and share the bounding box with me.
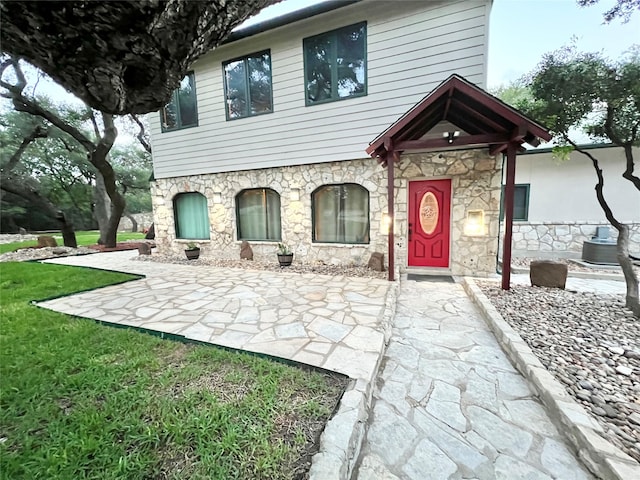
[39,251,393,382]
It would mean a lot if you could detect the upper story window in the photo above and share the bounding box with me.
[174,192,210,239]
[161,72,198,132]
[224,50,273,120]
[236,188,281,241]
[500,184,530,221]
[312,183,369,244]
[304,22,367,106]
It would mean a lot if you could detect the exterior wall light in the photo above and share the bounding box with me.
[464,209,485,236]
[213,192,222,204]
[381,212,392,234]
[290,188,300,201]
[442,131,461,144]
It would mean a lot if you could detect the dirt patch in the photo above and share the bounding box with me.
[170,367,255,404]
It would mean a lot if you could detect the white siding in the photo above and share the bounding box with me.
[514,146,640,223]
[150,0,491,179]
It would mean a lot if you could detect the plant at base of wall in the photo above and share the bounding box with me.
[277,243,293,267]
[185,242,200,260]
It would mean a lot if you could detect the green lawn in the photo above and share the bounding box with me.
[0,262,347,479]
[0,231,145,254]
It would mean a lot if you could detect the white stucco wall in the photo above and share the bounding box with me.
[514,145,639,223]
[503,145,640,256]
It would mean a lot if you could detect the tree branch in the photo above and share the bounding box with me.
[565,135,624,231]
[129,114,152,153]
[1,125,48,175]
[621,144,640,191]
[602,105,640,190]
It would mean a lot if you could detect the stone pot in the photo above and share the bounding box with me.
[277,253,293,267]
[185,248,200,260]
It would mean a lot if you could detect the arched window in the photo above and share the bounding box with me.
[173,192,210,239]
[236,188,281,241]
[312,184,369,243]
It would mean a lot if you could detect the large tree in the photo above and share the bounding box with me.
[1,59,124,247]
[0,1,280,115]
[0,106,95,237]
[521,47,640,316]
[0,111,78,245]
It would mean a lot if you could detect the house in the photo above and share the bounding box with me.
[148,0,551,279]
[503,144,640,257]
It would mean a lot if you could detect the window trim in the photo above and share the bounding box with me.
[223,49,274,121]
[500,184,530,221]
[173,192,210,240]
[235,187,282,241]
[160,72,199,132]
[303,21,367,107]
[311,183,370,244]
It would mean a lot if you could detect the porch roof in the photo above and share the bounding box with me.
[366,74,552,162]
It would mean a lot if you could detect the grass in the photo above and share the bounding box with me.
[0,262,347,479]
[0,231,145,254]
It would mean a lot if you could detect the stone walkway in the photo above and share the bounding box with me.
[354,276,593,480]
[39,251,391,382]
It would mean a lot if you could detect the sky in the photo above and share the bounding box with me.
[6,0,640,104]
[486,0,639,87]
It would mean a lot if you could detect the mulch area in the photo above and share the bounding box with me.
[87,242,154,252]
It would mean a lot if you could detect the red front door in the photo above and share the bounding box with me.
[408,179,451,267]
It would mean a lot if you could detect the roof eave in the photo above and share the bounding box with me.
[224,0,362,45]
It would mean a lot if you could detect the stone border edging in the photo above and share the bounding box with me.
[309,270,400,480]
[462,277,640,480]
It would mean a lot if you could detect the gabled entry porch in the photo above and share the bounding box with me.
[366,74,551,288]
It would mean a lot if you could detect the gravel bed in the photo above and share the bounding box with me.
[0,233,38,244]
[479,281,640,462]
[135,253,388,280]
[0,246,98,262]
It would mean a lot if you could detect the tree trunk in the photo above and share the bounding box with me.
[104,198,126,248]
[91,114,124,248]
[616,225,640,316]
[93,172,111,244]
[56,212,78,248]
[125,213,138,233]
[573,143,639,317]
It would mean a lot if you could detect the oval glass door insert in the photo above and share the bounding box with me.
[419,191,439,235]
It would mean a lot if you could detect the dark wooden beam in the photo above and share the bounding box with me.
[524,133,541,147]
[510,123,528,142]
[448,97,507,133]
[396,133,511,151]
[489,143,507,156]
[442,85,455,121]
[501,142,518,290]
[385,146,396,282]
[451,78,551,140]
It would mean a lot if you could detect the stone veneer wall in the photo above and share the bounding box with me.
[394,151,501,276]
[117,212,154,232]
[151,159,389,266]
[504,222,640,257]
[151,149,501,276]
